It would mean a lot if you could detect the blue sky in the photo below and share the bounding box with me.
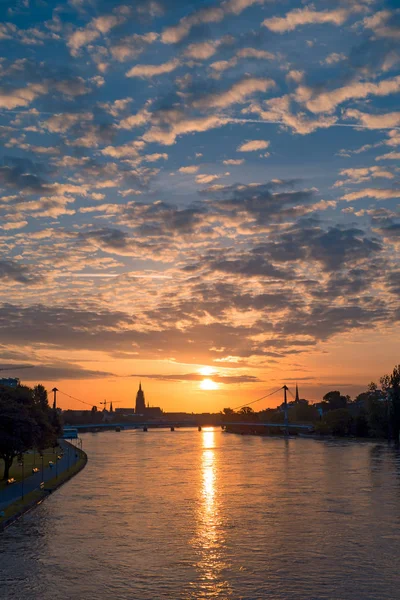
[0,0,399,410]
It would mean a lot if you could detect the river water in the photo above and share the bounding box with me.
[1,429,399,600]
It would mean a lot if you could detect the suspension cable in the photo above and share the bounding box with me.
[231,386,284,411]
[57,389,96,408]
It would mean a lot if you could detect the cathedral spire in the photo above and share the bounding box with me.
[295,383,300,403]
[135,381,145,414]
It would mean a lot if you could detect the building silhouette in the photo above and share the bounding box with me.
[135,382,146,414]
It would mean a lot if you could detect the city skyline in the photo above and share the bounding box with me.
[1,0,399,411]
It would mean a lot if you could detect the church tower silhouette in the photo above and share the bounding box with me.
[135,382,146,414]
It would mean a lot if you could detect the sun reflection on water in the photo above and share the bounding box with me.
[190,428,231,598]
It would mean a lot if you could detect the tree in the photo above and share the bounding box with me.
[33,384,49,410]
[238,406,254,415]
[222,408,235,416]
[290,402,319,423]
[316,408,353,436]
[0,383,62,480]
[0,399,38,480]
[366,397,388,438]
[380,365,400,441]
[323,391,348,411]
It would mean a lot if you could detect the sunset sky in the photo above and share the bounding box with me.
[0,0,399,412]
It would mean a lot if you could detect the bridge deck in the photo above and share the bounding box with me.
[223,422,313,430]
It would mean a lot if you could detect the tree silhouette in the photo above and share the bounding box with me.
[381,365,400,441]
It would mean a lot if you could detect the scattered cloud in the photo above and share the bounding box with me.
[179,165,200,174]
[237,140,269,152]
[192,77,275,109]
[263,8,350,33]
[161,0,265,44]
[126,58,180,78]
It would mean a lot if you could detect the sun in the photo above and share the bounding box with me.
[200,378,219,391]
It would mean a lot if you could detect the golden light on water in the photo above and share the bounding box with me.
[190,427,230,597]
[200,378,219,391]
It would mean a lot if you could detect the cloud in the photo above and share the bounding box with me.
[67,11,127,55]
[342,188,400,201]
[206,253,289,279]
[334,166,394,186]
[322,52,346,65]
[297,75,400,114]
[1,220,28,231]
[265,222,382,271]
[223,159,244,165]
[0,83,48,109]
[23,363,117,381]
[210,46,275,73]
[204,181,317,224]
[0,157,48,193]
[376,151,400,161]
[41,112,93,133]
[126,58,180,78]
[179,165,199,173]
[210,58,238,72]
[192,77,275,109]
[132,372,261,383]
[98,98,132,117]
[195,174,220,184]
[263,7,350,33]
[246,94,337,134]
[237,140,269,152]
[144,153,168,163]
[237,47,275,60]
[184,40,221,60]
[161,0,265,44]
[344,108,400,129]
[363,10,400,40]
[377,222,400,239]
[110,32,158,62]
[118,106,152,130]
[101,141,144,159]
[0,260,39,285]
[143,113,228,145]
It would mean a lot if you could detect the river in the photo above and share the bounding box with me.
[1,429,399,599]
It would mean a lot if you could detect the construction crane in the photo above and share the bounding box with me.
[99,400,122,411]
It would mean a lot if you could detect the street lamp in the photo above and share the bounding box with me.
[40,451,44,484]
[18,453,24,500]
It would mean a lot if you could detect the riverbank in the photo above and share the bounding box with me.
[0,441,87,532]
[0,445,62,492]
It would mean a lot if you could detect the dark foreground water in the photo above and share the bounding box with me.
[1,429,400,600]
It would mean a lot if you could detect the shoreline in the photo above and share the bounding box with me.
[223,429,392,443]
[0,441,87,532]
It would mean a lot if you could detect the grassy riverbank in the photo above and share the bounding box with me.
[0,444,87,531]
[0,446,62,491]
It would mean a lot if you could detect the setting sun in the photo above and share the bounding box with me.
[200,378,219,391]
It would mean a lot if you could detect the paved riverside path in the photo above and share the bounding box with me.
[0,441,80,511]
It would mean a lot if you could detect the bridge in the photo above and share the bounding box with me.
[222,421,314,435]
[63,421,217,434]
[63,420,313,436]
[222,422,313,430]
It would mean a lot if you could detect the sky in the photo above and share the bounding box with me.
[0,0,399,412]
